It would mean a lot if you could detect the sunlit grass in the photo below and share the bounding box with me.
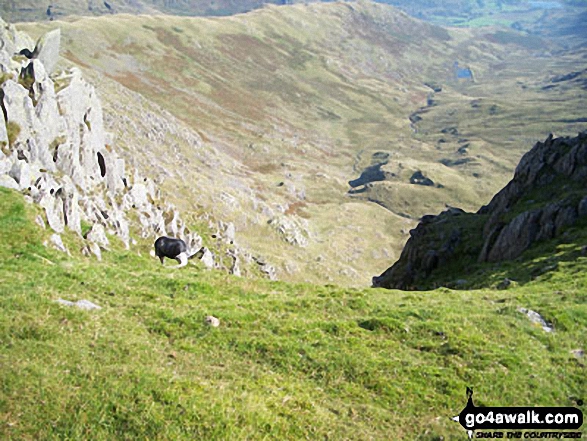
[0,188,584,439]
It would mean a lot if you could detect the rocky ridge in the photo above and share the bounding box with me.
[373,131,587,290]
[0,17,269,276]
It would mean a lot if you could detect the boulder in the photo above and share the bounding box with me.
[85,223,109,249]
[49,233,69,255]
[35,29,61,75]
[194,247,215,269]
[39,192,65,233]
[9,160,31,190]
[0,174,19,190]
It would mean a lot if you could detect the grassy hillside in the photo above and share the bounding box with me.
[18,3,587,287]
[0,187,585,439]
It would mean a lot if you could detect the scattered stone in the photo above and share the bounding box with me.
[57,298,102,311]
[517,307,554,333]
[205,315,220,327]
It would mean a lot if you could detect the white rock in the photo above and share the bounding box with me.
[57,298,102,311]
[205,316,220,327]
[35,29,61,75]
[50,233,69,255]
[0,113,8,145]
[9,160,31,189]
[38,193,65,233]
[196,247,215,269]
[3,80,36,145]
[517,307,554,333]
[0,174,19,190]
[86,223,109,249]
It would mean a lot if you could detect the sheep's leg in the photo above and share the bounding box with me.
[176,252,188,268]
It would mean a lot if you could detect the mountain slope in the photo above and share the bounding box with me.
[17,2,587,285]
[0,186,585,439]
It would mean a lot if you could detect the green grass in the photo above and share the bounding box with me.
[0,188,585,439]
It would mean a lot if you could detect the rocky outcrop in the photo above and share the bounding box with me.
[373,132,587,290]
[0,17,271,277]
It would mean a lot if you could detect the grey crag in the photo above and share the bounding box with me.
[373,131,587,290]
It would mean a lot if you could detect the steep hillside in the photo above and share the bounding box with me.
[0,17,261,279]
[18,2,587,286]
[373,131,587,290]
[0,187,585,439]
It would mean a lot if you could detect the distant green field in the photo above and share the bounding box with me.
[1,188,584,439]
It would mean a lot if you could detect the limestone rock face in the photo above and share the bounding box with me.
[374,131,587,290]
[0,16,271,280]
[35,29,61,75]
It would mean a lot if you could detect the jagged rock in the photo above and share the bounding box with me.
[125,183,150,209]
[81,243,102,260]
[193,246,214,268]
[85,223,109,249]
[59,177,82,235]
[374,132,587,289]
[35,29,61,75]
[223,221,236,243]
[89,242,102,260]
[485,210,541,262]
[0,174,19,190]
[2,80,36,145]
[227,248,241,276]
[0,115,8,146]
[0,21,254,281]
[49,233,69,255]
[55,68,106,191]
[39,192,65,233]
[8,160,31,190]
